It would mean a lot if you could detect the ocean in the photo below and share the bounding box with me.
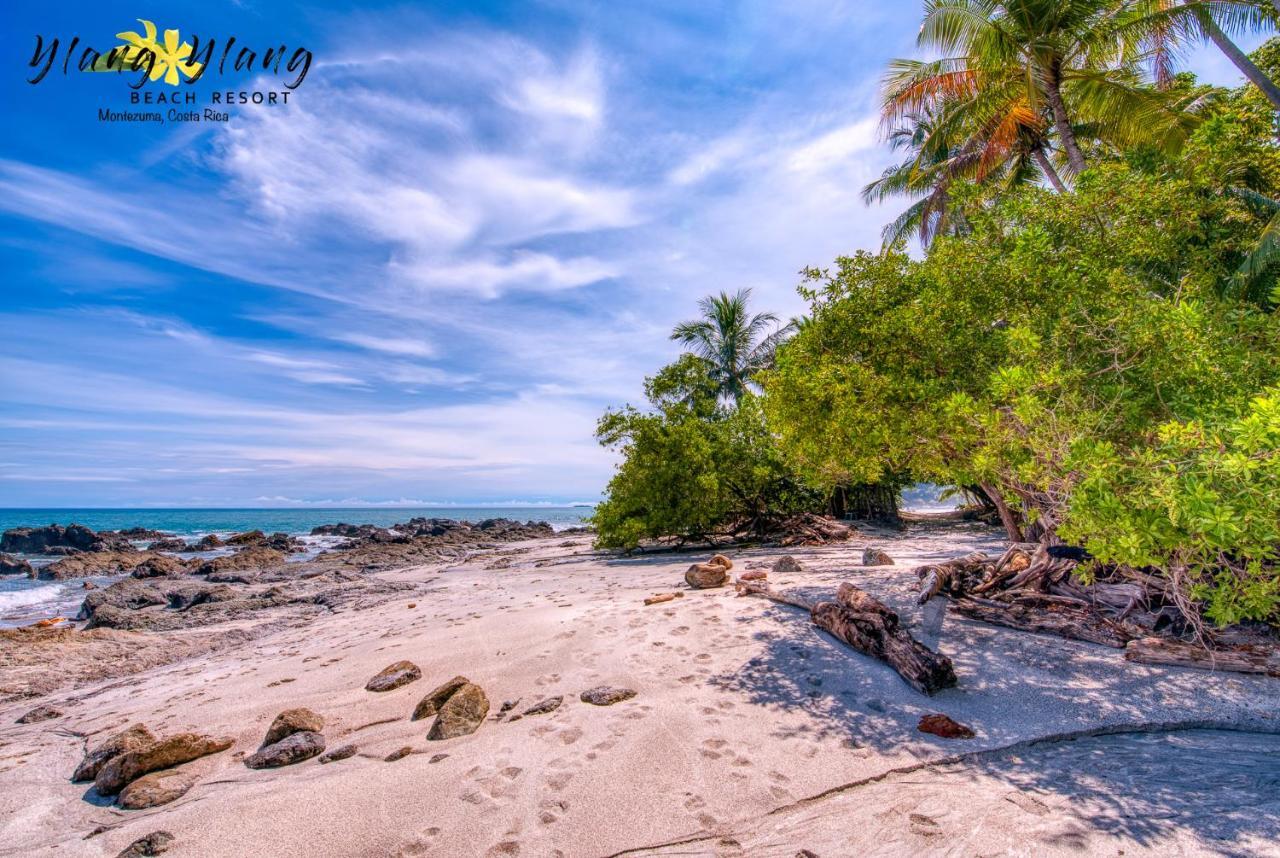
[0,506,592,626]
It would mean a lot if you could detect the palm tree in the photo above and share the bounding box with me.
[670,289,794,405]
[1228,187,1280,302]
[1123,1,1280,110]
[895,0,1195,179]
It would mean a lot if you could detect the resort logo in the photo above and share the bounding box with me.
[26,19,312,125]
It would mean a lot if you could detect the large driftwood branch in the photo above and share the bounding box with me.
[738,580,957,696]
[1125,637,1280,677]
[950,596,1134,649]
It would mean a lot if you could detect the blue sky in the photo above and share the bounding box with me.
[0,2,1268,507]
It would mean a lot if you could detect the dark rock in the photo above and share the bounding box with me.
[771,555,803,576]
[131,555,188,579]
[579,686,637,706]
[384,746,414,762]
[147,538,189,552]
[521,696,563,717]
[167,584,237,610]
[38,550,154,580]
[365,660,422,692]
[226,530,266,546]
[74,723,156,782]
[1,523,121,554]
[862,547,895,566]
[428,753,449,763]
[16,704,62,723]
[95,733,234,796]
[318,744,357,764]
[917,714,975,739]
[244,730,325,768]
[261,708,325,748]
[194,547,286,576]
[194,534,224,551]
[113,528,167,540]
[117,769,195,809]
[411,675,470,720]
[115,831,175,857]
[426,683,489,740]
[80,580,168,619]
[0,553,34,576]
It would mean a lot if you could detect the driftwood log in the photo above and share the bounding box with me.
[738,580,957,695]
[1125,637,1280,677]
[950,596,1134,649]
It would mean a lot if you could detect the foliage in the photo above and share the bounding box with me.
[590,357,821,550]
[765,100,1280,621]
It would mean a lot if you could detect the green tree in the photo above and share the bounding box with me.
[669,288,793,405]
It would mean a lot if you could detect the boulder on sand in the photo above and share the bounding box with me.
[261,708,325,748]
[73,724,156,782]
[244,731,326,768]
[862,546,895,566]
[319,744,357,764]
[115,831,175,857]
[917,713,975,739]
[365,660,422,692]
[426,683,489,740]
[94,733,233,796]
[771,555,803,576]
[579,686,637,706]
[117,769,196,809]
[412,675,470,721]
[685,563,730,589]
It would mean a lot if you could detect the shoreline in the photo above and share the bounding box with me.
[1,522,1276,856]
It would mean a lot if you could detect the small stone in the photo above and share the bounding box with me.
[708,553,733,570]
[643,591,683,605]
[74,724,156,782]
[261,708,325,748]
[115,831,175,857]
[16,704,62,724]
[412,675,470,720]
[917,714,975,739]
[685,563,729,589]
[428,753,449,763]
[579,686,636,706]
[365,660,422,692]
[384,746,414,762]
[117,769,195,809]
[738,569,767,582]
[771,555,803,576]
[95,733,233,796]
[861,546,894,566]
[427,682,489,740]
[244,731,326,768]
[521,696,562,717]
[318,744,357,764]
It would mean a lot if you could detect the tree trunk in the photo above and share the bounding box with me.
[1044,60,1088,175]
[1125,636,1280,677]
[1032,148,1067,193]
[980,483,1023,542]
[1199,10,1280,111]
[951,596,1134,648]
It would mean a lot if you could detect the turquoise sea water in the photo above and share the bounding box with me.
[0,506,591,537]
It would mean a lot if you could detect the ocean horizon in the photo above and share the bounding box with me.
[0,506,594,538]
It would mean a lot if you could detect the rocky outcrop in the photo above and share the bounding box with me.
[115,831,174,857]
[16,704,62,723]
[412,675,470,720]
[80,580,169,618]
[226,531,303,552]
[772,555,803,576]
[1,524,122,554]
[226,530,266,546]
[73,723,156,782]
[426,682,489,740]
[131,555,189,578]
[579,686,636,706]
[194,547,286,576]
[194,534,224,551]
[117,769,195,809]
[260,708,325,748]
[365,660,422,692]
[112,528,167,540]
[862,546,895,566]
[147,538,189,552]
[0,553,33,576]
[94,733,233,796]
[244,731,326,768]
[36,550,153,580]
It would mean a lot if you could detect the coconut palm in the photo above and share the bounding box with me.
[1123,1,1280,110]
[670,289,794,405]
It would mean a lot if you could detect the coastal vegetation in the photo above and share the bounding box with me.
[595,3,1280,633]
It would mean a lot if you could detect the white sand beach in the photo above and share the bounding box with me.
[1,525,1277,858]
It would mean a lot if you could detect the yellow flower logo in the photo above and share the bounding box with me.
[112,19,203,86]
